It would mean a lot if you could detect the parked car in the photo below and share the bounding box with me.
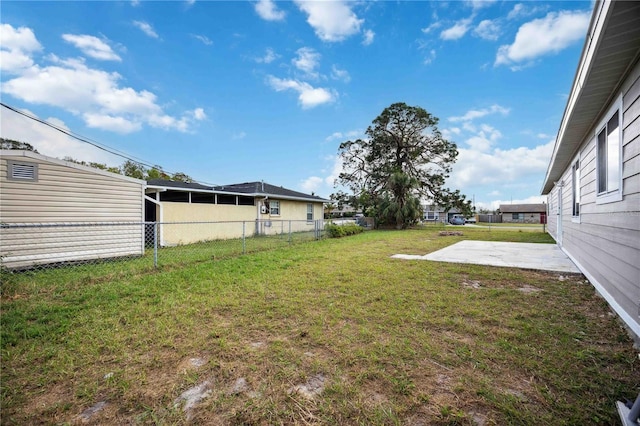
[465,217,476,224]
[449,217,465,225]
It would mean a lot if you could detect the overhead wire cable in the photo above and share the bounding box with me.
[0,102,220,187]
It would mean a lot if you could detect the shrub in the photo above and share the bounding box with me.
[325,223,364,238]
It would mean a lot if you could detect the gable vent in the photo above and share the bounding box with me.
[8,161,38,181]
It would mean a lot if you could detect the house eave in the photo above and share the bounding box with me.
[145,184,328,203]
[541,0,640,195]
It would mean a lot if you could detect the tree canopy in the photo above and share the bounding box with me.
[1,138,39,153]
[2,137,193,183]
[335,102,471,228]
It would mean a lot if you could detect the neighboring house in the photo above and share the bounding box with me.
[499,204,547,224]
[422,204,462,223]
[145,179,327,245]
[541,0,640,340]
[0,150,146,269]
[328,203,359,218]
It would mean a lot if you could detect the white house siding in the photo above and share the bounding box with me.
[548,62,640,336]
[0,151,145,269]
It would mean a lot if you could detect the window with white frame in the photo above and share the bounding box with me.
[270,200,280,215]
[426,211,437,220]
[572,159,580,217]
[596,98,622,203]
[306,203,313,221]
[512,213,524,220]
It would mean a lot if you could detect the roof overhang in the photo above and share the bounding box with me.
[541,0,640,195]
[145,184,329,203]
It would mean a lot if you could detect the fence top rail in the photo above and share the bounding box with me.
[1,219,325,229]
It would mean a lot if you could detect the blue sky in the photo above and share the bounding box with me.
[1,0,592,209]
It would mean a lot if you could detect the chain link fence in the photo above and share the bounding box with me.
[0,220,325,276]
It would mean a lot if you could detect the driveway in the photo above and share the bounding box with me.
[392,240,580,273]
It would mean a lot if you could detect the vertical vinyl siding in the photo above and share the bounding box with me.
[554,61,640,336]
[0,155,145,269]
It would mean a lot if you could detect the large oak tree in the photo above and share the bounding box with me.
[335,102,471,229]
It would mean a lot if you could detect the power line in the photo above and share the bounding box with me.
[1,102,219,187]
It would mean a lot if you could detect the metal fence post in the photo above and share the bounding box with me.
[288,220,292,244]
[242,221,246,254]
[153,222,158,268]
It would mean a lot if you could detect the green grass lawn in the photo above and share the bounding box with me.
[1,228,637,425]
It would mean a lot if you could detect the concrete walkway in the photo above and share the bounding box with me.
[392,240,580,273]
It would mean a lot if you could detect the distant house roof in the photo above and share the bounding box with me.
[146,179,328,203]
[146,179,212,191]
[422,204,461,214]
[500,203,547,214]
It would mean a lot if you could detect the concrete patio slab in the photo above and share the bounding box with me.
[392,240,580,273]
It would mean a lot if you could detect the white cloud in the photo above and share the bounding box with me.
[255,0,286,22]
[477,195,547,211]
[301,176,323,194]
[465,124,502,151]
[62,34,121,61]
[468,0,497,10]
[423,49,436,65]
[473,19,500,41]
[507,3,546,21]
[495,10,590,68]
[255,47,279,64]
[325,129,361,142]
[266,76,336,109]
[442,127,461,140]
[331,65,350,83]
[449,104,510,122]
[295,0,363,42]
[0,107,120,164]
[132,20,159,39]
[440,17,473,41]
[323,154,345,188]
[192,108,206,120]
[449,139,554,189]
[83,112,142,133]
[507,3,526,20]
[1,41,204,134]
[421,22,442,34]
[0,24,42,74]
[293,47,321,78]
[362,29,375,46]
[192,34,213,45]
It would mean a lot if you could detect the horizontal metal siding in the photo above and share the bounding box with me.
[0,159,143,223]
[0,156,145,268]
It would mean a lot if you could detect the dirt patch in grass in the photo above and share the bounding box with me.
[2,229,638,425]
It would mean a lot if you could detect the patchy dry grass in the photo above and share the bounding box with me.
[1,228,638,425]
